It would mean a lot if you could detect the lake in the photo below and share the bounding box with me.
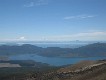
[10,54,106,66]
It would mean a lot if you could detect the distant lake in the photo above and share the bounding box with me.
[32,43,87,48]
[0,42,89,48]
[10,54,106,66]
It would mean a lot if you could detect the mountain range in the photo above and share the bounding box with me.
[0,43,106,57]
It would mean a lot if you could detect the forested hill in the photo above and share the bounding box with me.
[0,43,106,57]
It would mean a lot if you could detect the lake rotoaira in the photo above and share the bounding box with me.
[9,54,106,66]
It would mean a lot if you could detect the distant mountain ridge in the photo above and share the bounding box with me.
[0,43,106,57]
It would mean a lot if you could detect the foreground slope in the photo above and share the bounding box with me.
[0,60,106,80]
[56,60,106,80]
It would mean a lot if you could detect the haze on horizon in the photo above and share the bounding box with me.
[0,0,106,41]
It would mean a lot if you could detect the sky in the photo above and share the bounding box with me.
[0,0,106,41]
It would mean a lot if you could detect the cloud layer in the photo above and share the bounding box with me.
[0,31,106,41]
[64,15,96,20]
[24,2,34,7]
[40,31,106,41]
[19,36,26,40]
[24,0,49,7]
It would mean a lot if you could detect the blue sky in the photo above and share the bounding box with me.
[0,0,106,41]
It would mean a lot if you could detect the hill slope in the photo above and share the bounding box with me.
[56,60,106,80]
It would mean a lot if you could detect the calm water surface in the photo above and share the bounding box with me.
[10,54,106,66]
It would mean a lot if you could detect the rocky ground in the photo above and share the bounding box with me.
[0,60,106,80]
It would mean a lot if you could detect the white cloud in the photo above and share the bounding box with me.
[69,32,106,40]
[35,0,49,6]
[24,0,49,7]
[64,15,96,20]
[0,36,27,41]
[19,36,26,40]
[0,31,106,41]
[24,2,34,7]
[41,31,106,41]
